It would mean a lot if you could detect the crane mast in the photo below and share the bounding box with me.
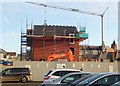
[26,1,109,52]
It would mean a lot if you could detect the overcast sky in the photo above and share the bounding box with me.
[0,0,119,54]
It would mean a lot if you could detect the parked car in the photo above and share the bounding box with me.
[65,73,96,86]
[0,61,13,66]
[111,81,120,86]
[0,67,32,82]
[40,72,92,86]
[75,72,120,86]
[43,69,80,82]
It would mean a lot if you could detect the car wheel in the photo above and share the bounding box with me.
[21,76,28,83]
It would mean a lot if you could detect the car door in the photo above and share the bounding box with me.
[2,69,13,82]
[11,68,22,81]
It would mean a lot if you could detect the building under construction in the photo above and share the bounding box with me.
[21,24,88,61]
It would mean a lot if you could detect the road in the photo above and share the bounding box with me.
[1,82,41,86]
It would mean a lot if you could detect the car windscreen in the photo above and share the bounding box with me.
[71,74,96,85]
[77,73,106,85]
[0,69,9,75]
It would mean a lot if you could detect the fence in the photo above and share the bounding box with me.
[2,61,120,81]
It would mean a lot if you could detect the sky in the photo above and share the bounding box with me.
[0,0,119,54]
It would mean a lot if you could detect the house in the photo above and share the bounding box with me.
[0,48,7,60]
[7,52,16,56]
[80,43,120,62]
[80,45,102,61]
[6,52,18,61]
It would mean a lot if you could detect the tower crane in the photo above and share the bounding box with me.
[26,1,109,52]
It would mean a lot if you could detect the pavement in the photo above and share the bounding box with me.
[1,82,41,86]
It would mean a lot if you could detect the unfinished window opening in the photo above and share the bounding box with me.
[69,34,75,37]
[70,38,74,44]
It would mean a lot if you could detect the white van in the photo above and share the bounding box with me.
[44,69,80,82]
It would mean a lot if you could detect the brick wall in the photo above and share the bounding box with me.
[32,37,79,61]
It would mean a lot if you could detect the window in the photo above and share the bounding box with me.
[92,75,120,85]
[70,38,74,44]
[13,68,21,74]
[22,68,29,74]
[5,69,13,75]
[62,75,77,83]
[53,71,80,77]
[11,68,30,75]
[92,50,98,54]
[53,71,68,77]
[53,71,61,76]
[62,74,89,83]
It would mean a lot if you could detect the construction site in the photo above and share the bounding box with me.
[21,22,89,61]
[1,2,120,84]
[20,2,120,62]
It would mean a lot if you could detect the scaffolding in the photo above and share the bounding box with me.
[20,32,27,61]
[20,20,33,61]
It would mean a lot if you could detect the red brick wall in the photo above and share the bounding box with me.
[32,38,79,61]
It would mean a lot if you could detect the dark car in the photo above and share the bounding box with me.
[111,81,120,86]
[0,61,13,66]
[0,67,32,82]
[76,72,120,86]
[64,73,96,86]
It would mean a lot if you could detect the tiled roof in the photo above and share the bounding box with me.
[81,54,100,59]
[81,45,102,50]
[7,52,16,56]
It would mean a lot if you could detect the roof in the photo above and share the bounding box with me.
[81,54,100,59]
[50,69,80,71]
[0,48,7,55]
[7,52,16,56]
[105,47,114,52]
[81,45,102,50]
[31,25,78,36]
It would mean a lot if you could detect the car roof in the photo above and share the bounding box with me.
[97,72,120,75]
[68,74,96,85]
[53,72,93,83]
[62,72,93,76]
[59,72,93,79]
[78,72,120,85]
[44,69,81,77]
[49,69,80,71]
[11,67,29,69]
[5,67,29,70]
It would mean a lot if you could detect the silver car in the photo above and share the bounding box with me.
[39,72,92,86]
[76,72,120,86]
